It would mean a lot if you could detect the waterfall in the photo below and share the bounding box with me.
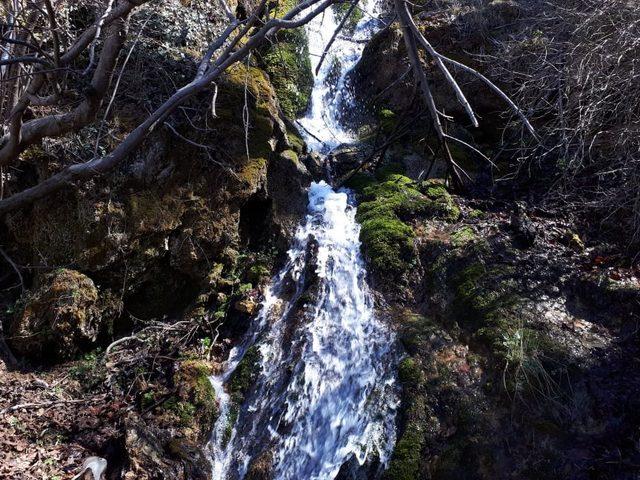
[298,0,383,152]
[208,1,398,478]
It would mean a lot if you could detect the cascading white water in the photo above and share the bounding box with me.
[298,0,383,152]
[208,2,397,479]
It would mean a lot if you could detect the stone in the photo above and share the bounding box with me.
[9,269,121,361]
[234,297,259,315]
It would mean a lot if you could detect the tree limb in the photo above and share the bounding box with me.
[0,0,338,215]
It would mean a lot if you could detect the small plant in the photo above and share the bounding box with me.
[69,349,105,390]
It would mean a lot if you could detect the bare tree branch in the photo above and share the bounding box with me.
[0,0,338,215]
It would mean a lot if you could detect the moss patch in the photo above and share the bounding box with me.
[261,33,313,118]
[173,360,217,439]
[355,171,460,278]
[259,0,313,119]
[385,356,427,480]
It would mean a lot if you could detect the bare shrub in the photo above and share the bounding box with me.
[487,0,640,246]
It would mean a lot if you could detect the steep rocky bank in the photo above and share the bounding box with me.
[344,163,640,479]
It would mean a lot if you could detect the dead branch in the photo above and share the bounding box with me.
[437,53,537,138]
[315,0,360,75]
[0,0,338,215]
[402,5,479,128]
[0,0,149,167]
[0,397,95,415]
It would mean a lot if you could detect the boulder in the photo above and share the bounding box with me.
[9,269,121,361]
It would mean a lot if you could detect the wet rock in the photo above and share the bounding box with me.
[245,449,273,480]
[329,144,367,179]
[301,151,326,180]
[9,269,121,361]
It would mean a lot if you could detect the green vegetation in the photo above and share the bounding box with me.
[385,357,427,480]
[353,168,460,278]
[261,35,313,118]
[259,0,313,118]
[169,360,218,438]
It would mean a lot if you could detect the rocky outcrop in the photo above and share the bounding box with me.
[346,167,459,280]
[361,160,640,480]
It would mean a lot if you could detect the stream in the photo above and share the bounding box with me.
[207,2,399,478]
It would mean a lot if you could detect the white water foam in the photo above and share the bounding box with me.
[298,0,384,152]
[207,1,397,478]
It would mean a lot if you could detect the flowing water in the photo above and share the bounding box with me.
[208,2,398,478]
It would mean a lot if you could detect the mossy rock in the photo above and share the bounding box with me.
[378,108,398,134]
[216,63,281,160]
[450,226,477,247]
[356,173,460,278]
[259,0,313,119]
[385,356,428,480]
[359,215,415,276]
[128,191,185,233]
[261,35,313,118]
[9,269,121,361]
[384,423,425,480]
[237,157,268,188]
[228,345,261,404]
[399,314,440,355]
[173,360,218,440]
[344,172,377,194]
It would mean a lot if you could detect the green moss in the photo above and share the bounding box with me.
[172,360,217,437]
[359,215,415,276]
[399,314,439,355]
[247,264,270,284]
[375,163,405,181]
[385,358,427,480]
[286,128,306,154]
[356,173,460,278]
[216,64,279,160]
[279,149,299,164]
[398,357,423,387]
[384,424,425,480]
[344,172,377,194]
[419,179,461,221]
[378,108,397,134]
[238,158,267,187]
[451,226,476,247]
[260,24,313,118]
[165,397,198,426]
[451,263,517,327]
[468,208,485,219]
[229,346,261,404]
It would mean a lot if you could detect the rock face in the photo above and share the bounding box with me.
[9,269,121,361]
